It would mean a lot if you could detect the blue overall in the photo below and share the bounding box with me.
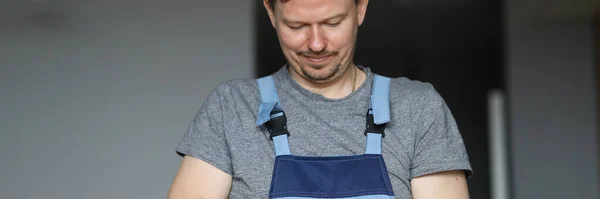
[256,75,396,199]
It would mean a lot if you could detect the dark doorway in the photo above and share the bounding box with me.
[254,1,504,198]
[595,14,600,187]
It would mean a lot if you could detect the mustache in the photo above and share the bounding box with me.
[296,51,338,58]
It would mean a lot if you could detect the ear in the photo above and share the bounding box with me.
[263,0,277,28]
[356,0,369,26]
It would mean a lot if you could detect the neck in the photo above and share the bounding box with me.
[289,64,366,99]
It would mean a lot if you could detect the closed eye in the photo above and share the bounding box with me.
[325,21,341,27]
[288,25,304,30]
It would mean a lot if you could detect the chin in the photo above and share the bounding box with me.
[299,63,340,82]
[305,63,331,71]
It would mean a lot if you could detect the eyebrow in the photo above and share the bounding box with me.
[282,13,348,24]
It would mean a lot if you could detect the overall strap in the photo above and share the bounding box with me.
[256,76,291,156]
[365,75,391,154]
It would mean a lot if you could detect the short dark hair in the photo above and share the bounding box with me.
[268,0,359,10]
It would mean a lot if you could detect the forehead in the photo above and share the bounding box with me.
[275,0,354,22]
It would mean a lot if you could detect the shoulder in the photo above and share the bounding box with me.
[199,78,260,108]
[386,76,445,109]
[208,76,261,96]
[218,70,290,101]
[373,74,450,128]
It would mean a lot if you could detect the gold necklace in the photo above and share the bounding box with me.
[351,66,357,93]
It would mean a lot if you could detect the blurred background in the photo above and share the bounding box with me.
[0,0,598,198]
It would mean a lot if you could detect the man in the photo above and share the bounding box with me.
[168,0,472,198]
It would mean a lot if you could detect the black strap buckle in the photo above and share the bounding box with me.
[265,109,290,140]
[364,109,386,138]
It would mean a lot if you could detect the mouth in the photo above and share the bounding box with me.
[303,55,333,65]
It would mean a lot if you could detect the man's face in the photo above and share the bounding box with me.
[265,0,368,83]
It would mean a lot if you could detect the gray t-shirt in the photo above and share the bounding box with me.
[176,66,472,198]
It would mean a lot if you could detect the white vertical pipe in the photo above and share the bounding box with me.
[488,89,509,199]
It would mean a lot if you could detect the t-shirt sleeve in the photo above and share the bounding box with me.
[176,84,233,175]
[410,84,473,179]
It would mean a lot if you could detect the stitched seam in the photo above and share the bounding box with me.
[277,156,380,163]
[271,190,390,197]
[273,189,389,194]
[270,158,282,198]
[377,157,393,194]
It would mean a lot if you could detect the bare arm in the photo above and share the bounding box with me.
[411,170,470,199]
[168,155,232,199]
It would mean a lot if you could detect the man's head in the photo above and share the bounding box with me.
[263,0,368,84]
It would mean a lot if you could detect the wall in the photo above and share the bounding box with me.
[506,0,600,198]
[0,0,253,198]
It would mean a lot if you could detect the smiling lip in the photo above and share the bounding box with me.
[304,55,332,64]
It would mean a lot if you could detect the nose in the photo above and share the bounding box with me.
[307,25,326,52]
